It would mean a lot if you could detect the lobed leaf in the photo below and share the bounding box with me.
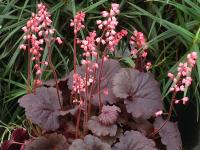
[112,68,163,119]
[69,134,111,150]
[18,87,62,131]
[113,130,157,150]
[154,117,182,150]
[24,133,68,150]
[87,116,117,137]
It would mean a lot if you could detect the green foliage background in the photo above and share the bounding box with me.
[0,0,200,149]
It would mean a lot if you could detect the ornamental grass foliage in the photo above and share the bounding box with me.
[0,2,199,150]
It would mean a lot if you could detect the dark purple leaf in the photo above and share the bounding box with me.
[113,130,157,150]
[87,116,117,137]
[18,87,62,131]
[69,135,112,150]
[98,105,121,125]
[43,76,71,108]
[112,68,163,119]
[154,117,182,150]
[0,140,21,150]
[24,133,68,150]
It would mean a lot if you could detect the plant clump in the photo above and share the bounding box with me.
[1,2,198,150]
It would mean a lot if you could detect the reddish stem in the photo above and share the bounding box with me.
[47,49,63,110]
[27,41,31,93]
[151,92,177,136]
[97,47,108,111]
[88,57,98,117]
[88,30,106,115]
[82,62,90,135]
[97,58,104,110]
[74,33,77,74]
[75,106,81,138]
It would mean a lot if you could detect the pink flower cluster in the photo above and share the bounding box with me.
[71,4,128,97]
[130,31,148,58]
[72,74,94,94]
[129,31,152,71]
[130,31,147,49]
[96,3,127,52]
[70,11,85,34]
[168,52,197,104]
[77,31,98,68]
[108,29,128,52]
[20,3,62,87]
[97,3,120,30]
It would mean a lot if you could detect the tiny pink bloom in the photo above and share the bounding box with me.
[141,51,147,58]
[96,37,101,43]
[155,110,163,117]
[36,69,42,75]
[182,97,189,104]
[103,88,109,96]
[56,37,62,44]
[175,100,180,104]
[19,44,26,50]
[167,72,174,79]
[96,20,102,25]
[131,49,138,55]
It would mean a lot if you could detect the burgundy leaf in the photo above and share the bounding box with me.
[87,116,117,137]
[113,130,157,150]
[98,105,121,125]
[11,128,29,143]
[43,76,71,108]
[69,135,111,150]
[0,140,21,150]
[24,133,68,150]
[18,87,62,131]
[154,117,182,150]
[112,68,163,119]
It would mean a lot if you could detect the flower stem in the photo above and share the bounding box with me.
[83,62,90,135]
[47,49,63,110]
[151,92,177,136]
[74,33,77,74]
[75,106,81,138]
[88,30,106,117]
[27,41,31,94]
[97,47,108,111]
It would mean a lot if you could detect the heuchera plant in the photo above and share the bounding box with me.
[1,3,198,150]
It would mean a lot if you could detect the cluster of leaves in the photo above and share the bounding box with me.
[0,59,181,150]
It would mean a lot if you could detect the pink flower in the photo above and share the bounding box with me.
[34,79,42,87]
[168,52,197,105]
[101,11,109,17]
[155,110,163,117]
[145,62,152,70]
[21,3,62,89]
[56,37,62,44]
[141,51,147,58]
[131,49,138,56]
[187,52,197,67]
[130,31,147,49]
[168,72,174,79]
[70,11,85,33]
[19,44,26,50]
[182,97,189,104]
